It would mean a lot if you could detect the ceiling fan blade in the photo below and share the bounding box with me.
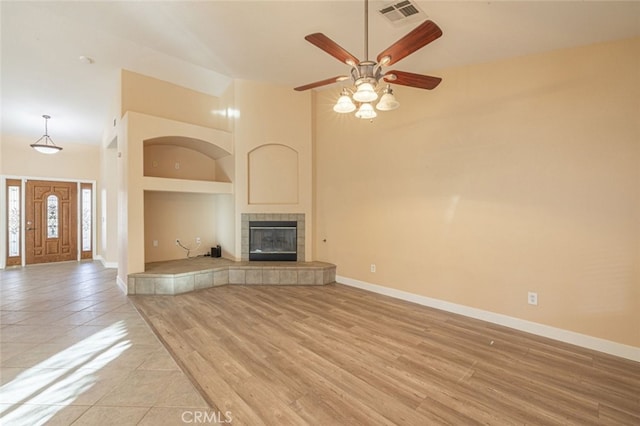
[305,33,360,65]
[384,70,442,90]
[376,20,443,66]
[294,76,349,91]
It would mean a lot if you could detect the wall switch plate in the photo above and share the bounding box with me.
[370,264,376,273]
[153,240,158,247]
[528,291,538,306]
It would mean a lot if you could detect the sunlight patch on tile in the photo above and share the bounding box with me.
[0,321,131,425]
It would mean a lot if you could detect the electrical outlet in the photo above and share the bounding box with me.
[528,291,538,306]
[370,264,376,273]
[175,162,180,170]
[196,237,201,244]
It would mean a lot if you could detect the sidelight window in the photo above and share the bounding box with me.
[81,188,92,251]
[8,185,20,257]
[80,183,93,258]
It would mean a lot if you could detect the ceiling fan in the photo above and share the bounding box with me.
[294,0,443,119]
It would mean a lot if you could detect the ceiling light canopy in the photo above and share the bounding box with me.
[30,115,63,154]
[78,55,94,65]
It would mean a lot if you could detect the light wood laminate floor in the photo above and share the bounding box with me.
[132,283,640,425]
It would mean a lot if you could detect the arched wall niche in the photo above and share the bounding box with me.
[248,143,299,205]
[143,136,232,182]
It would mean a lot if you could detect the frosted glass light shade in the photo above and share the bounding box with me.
[355,103,377,120]
[30,143,63,154]
[376,92,400,111]
[333,94,356,113]
[352,82,378,102]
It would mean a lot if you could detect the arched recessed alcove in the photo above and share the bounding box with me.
[144,136,231,182]
[140,136,233,264]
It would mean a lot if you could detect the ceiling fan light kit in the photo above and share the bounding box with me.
[294,0,442,120]
[376,85,400,111]
[30,115,63,154]
[353,81,378,103]
[333,89,357,113]
[355,102,377,120]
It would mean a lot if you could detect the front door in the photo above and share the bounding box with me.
[25,180,78,264]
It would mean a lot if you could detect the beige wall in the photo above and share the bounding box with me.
[121,69,229,131]
[117,114,131,282]
[1,135,100,180]
[144,191,217,262]
[314,37,640,347]
[248,144,299,205]
[232,80,313,260]
[143,145,217,181]
[98,140,118,266]
[96,71,122,268]
[212,84,237,259]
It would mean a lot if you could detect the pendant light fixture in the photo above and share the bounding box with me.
[30,115,62,154]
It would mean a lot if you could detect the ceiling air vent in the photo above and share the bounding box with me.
[378,0,427,26]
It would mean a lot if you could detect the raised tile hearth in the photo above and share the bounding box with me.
[127,257,336,295]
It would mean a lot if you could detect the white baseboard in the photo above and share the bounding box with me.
[95,255,118,269]
[337,275,640,362]
[116,275,128,295]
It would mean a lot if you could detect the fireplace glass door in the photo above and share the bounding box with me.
[249,221,297,261]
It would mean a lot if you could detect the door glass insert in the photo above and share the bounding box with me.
[47,195,59,238]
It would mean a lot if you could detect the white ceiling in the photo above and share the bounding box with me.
[2,1,639,146]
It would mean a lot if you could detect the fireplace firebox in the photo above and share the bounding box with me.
[249,221,297,261]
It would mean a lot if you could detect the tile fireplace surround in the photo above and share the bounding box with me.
[241,213,305,261]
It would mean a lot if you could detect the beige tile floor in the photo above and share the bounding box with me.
[0,261,210,425]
